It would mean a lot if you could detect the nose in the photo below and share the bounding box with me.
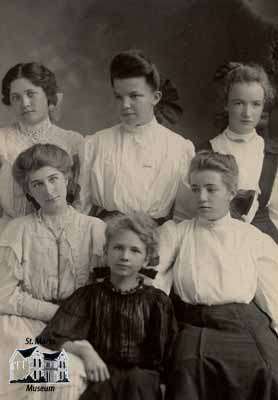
[199,189,208,202]
[120,248,129,261]
[242,104,252,118]
[44,181,54,196]
[122,96,131,109]
[21,94,31,108]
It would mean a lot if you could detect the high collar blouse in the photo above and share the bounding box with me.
[210,127,264,192]
[79,118,195,218]
[0,121,83,230]
[154,214,278,335]
[0,207,106,322]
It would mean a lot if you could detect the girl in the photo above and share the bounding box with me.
[38,213,177,400]
[0,144,105,400]
[198,62,275,222]
[0,62,83,233]
[155,151,278,400]
[78,49,195,224]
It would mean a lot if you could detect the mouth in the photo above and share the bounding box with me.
[46,196,60,202]
[122,112,135,117]
[240,120,253,124]
[199,206,212,211]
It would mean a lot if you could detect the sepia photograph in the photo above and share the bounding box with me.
[0,0,278,399]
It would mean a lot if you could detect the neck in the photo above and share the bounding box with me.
[42,203,69,217]
[110,273,139,291]
[17,116,51,136]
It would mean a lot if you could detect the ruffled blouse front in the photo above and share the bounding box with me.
[79,118,195,219]
[0,207,106,322]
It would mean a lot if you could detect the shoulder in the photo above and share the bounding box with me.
[0,214,37,259]
[71,208,105,229]
[0,126,16,146]
[142,285,174,310]
[60,284,98,316]
[85,125,120,145]
[158,124,194,151]
[210,131,225,147]
[52,125,83,144]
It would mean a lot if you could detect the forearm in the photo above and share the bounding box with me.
[21,292,59,322]
[63,340,96,361]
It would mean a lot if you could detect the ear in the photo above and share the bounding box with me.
[153,90,162,106]
[228,189,237,202]
[141,255,149,269]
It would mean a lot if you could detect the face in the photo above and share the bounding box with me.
[28,166,68,214]
[9,78,49,126]
[107,229,148,281]
[190,170,234,221]
[113,77,161,126]
[226,82,265,134]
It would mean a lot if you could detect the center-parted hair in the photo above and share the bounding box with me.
[13,143,72,194]
[105,212,159,265]
[2,62,58,106]
[189,151,239,193]
[110,49,160,91]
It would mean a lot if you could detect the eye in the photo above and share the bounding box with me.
[191,187,200,193]
[253,101,263,107]
[27,90,36,98]
[31,182,42,189]
[10,94,21,103]
[131,248,141,254]
[49,176,59,183]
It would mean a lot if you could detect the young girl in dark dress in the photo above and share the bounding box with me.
[37,213,177,400]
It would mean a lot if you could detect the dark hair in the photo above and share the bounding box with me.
[110,49,160,91]
[189,150,239,193]
[105,212,159,264]
[2,62,58,106]
[219,62,275,107]
[13,143,72,195]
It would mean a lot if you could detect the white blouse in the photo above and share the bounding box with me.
[79,118,195,219]
[210,128,264,222]
[154,214,278,335]
[0,207,106,322]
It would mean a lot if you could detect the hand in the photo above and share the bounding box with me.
[83,348,110,382]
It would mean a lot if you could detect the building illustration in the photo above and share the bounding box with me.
[9,346,69,384]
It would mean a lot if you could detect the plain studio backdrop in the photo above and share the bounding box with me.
[0,0,278,144]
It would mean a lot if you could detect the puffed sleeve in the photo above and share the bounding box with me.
[0,246,59,321]
[89,217,106,269]
[78,136,94,215]
[145,288,177,376]
[153,220,182,294]
[173,139,197,222]
[36,285,93,350]
[254,232,278,336]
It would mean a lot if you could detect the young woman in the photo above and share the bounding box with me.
[198,62,275,222]
[154,151,278,400]
[37,213,177,400]
[0,144,105,400]
[79,49,195,224]
[252,103,278,243]
[0,62,83,233]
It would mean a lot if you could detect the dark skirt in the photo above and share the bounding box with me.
[80,366,162,400]
[166,296,278,400]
